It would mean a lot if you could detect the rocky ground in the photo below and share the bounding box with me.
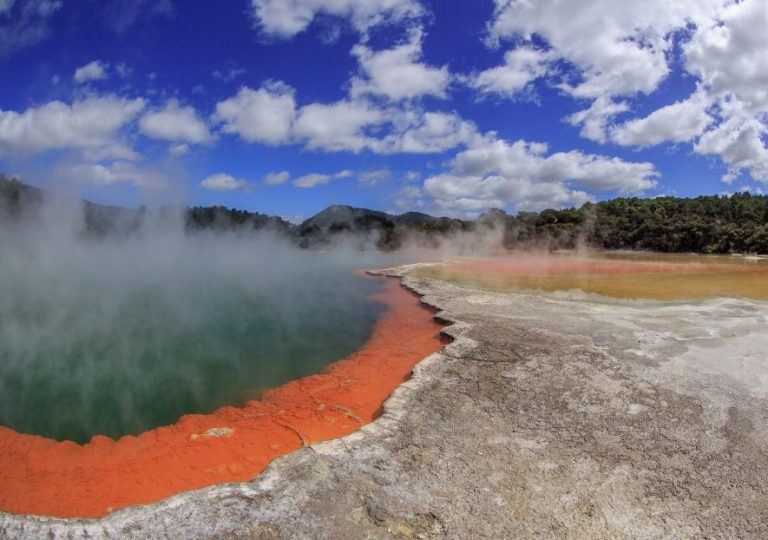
[3,263,768,539]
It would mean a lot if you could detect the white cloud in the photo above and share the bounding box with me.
[293,169,352,188]
[59,161,168,188]
[683,0,768,182]
[169,143,189,156]
[115,62,132,79]
[482,0,768,187]
[469,46,552,97]
[294,101,478,154]
[214,80,478,156]
[684,0,768,115]
[263,170,290,185]
[566,97,630,143]
[214,83,296,145]
[80,142,141,162]
[139,99,212,144]
[694,100,768,183]
[212,66,245,82]
[383,110,478,153]
[358,168,390,185]
[293,99,385,152]
[293,173,331,188]
[0,0,15,15]
[611,92,713,148]
[0,96,145,156]
[350,28,450,101]
[423,137,658,212]
[200,173,250,191]
[73,60,109,83]
[488,0,724,99]
[250,0,422,39]
[0,0,63,58]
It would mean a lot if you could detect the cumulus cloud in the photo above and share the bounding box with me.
[73,60,109,83]
[0,96,145,156]
[293,102,478,154]
[683,0,768,182]
[293,99,385,152]
[611,92,713,148]
[214,79,478,155]
[79,142,142,162]
[382,110,478,153]
[482,0,768,186]
[684,0,768,115]
[200,173,250,191]
[566,97,630,143]
[293,169,352,188]
[350,28,450,101]
[487,0,723,99]
[694,100,768,183]
[168,143,190,156]
[266,168,386,189]
[423,137,658,213]
[250,0,422,39]
[214,83,296,145]
[263,170,290,186]
[358,168,391,186]
[139,99,212,144]
[58,161,168,188]
[469,46,553,97]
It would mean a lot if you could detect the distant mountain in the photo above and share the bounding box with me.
[299,205,445,229]
[299,204,392,231]
[393,211,436,226]
[295,204,467,250]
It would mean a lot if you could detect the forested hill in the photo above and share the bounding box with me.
[503,194,768,254]
[2,174,768,254]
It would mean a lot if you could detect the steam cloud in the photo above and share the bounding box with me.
[0,198,396,444]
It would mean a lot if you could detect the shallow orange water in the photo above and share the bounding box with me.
[414,252,768,301]
[0,277,445,518]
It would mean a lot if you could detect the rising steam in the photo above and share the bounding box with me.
[0,197,397,444]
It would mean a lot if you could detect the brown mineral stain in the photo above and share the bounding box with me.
[0,277,445,518]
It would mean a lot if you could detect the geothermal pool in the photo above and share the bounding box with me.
[0,239,385,444]
[414,251,768,301]
[0,231,446,518]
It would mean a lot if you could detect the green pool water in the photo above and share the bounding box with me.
[0,235,387,444]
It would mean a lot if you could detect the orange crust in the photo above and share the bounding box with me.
[0,277,445,518]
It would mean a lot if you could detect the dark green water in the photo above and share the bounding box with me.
[0,234,387,444]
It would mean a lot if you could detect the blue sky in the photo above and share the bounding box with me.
[0,0,767,220]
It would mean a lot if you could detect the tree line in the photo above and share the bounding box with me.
[3,174,768,253]
[487,194,768,254]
